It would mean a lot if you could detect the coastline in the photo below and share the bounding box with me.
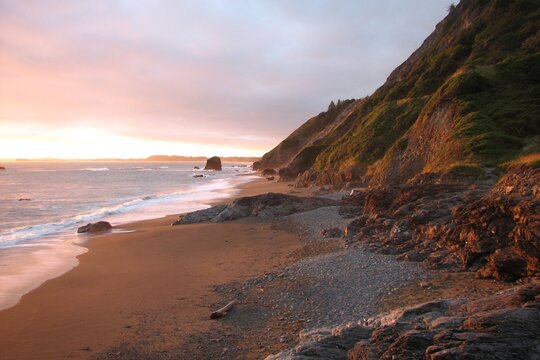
[0,176,307,359]
[0,171,259,312]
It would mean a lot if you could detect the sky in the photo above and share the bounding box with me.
[0,0,452,159]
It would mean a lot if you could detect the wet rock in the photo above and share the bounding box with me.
[193,174,204,178]
[204,156,222,171]
[77,221,112,234]
[266,176,275,181]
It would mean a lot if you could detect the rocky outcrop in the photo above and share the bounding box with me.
[172,193,337,225]
[0,166,5,170]
[261,168,277,176]
[77,221,112,234]
[342,166,539,282]
[204,156,222,171]
[267,278,540,360]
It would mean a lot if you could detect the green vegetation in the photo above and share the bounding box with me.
[261,1,540,183]
[314,0,540,175]
[315,97,425,170]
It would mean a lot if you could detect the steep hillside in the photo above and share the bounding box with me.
[256,0,540,187]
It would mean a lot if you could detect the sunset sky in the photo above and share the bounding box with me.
[0,0,450,159]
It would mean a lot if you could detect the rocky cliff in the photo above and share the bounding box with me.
[256,0,540,187]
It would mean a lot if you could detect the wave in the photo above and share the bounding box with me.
[81,167,109,171]
[0,179,233,249]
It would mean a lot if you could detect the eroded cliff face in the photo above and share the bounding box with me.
[255,0,540,188]
[369,101,461,186]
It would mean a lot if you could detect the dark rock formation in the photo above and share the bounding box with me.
[193,166,200,169]
[193,174,204,178]
[266,176,275,181]
[0,166,5,170]
[204,156,222,171]
[341,166,539,282]
[172,193,337,225]
[261,168,277,176]
[172,205,227,225]
[268,279,540,359]
[278,167,296,181]
[18,198,31,201]
[77,221,112,234]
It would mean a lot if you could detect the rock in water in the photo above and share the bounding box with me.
[77,221,112,234]
[204,156,222,171]
[0,166,5,170]
[193,174,204,178]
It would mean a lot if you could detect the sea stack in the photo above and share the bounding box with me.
[204,156,222,171]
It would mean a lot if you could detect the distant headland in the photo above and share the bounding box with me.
[5,155,260,162]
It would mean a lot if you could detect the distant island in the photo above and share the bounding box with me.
[9,155,260,162]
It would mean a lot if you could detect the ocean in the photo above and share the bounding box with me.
[0,161,256,309]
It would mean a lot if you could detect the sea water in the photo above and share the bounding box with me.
[0,161,256,309]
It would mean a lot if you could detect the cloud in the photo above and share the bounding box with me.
[0,0,451,155]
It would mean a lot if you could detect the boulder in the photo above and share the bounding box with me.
[266,176,275,181]
[193,174,204,178]
[194,166,200,169]
[77,221,112,234]
[252,161,262,171]
[261,168,277,176]
[0,166,5,170]
[204,156,222,171]
[278,167,296,181]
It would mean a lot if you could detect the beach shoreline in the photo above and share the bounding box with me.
[0,171,259,312]
[0,176,307,359]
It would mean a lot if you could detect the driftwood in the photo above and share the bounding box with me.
[210,300,237,319]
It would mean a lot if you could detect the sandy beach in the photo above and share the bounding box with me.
[0,178,307,359]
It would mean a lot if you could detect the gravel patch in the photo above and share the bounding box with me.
[278,206,349,240]
[243,247,427,330]
[242,205,428,330]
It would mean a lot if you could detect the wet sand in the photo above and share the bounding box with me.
[0,178,304,359]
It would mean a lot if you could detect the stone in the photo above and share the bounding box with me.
[193,174,204,178]
[204,156,222,171]
[77,221,112,234]
[268,280,540,360]
[172,193,337,225]
[262,168,277,176]
[321,227,344,238]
